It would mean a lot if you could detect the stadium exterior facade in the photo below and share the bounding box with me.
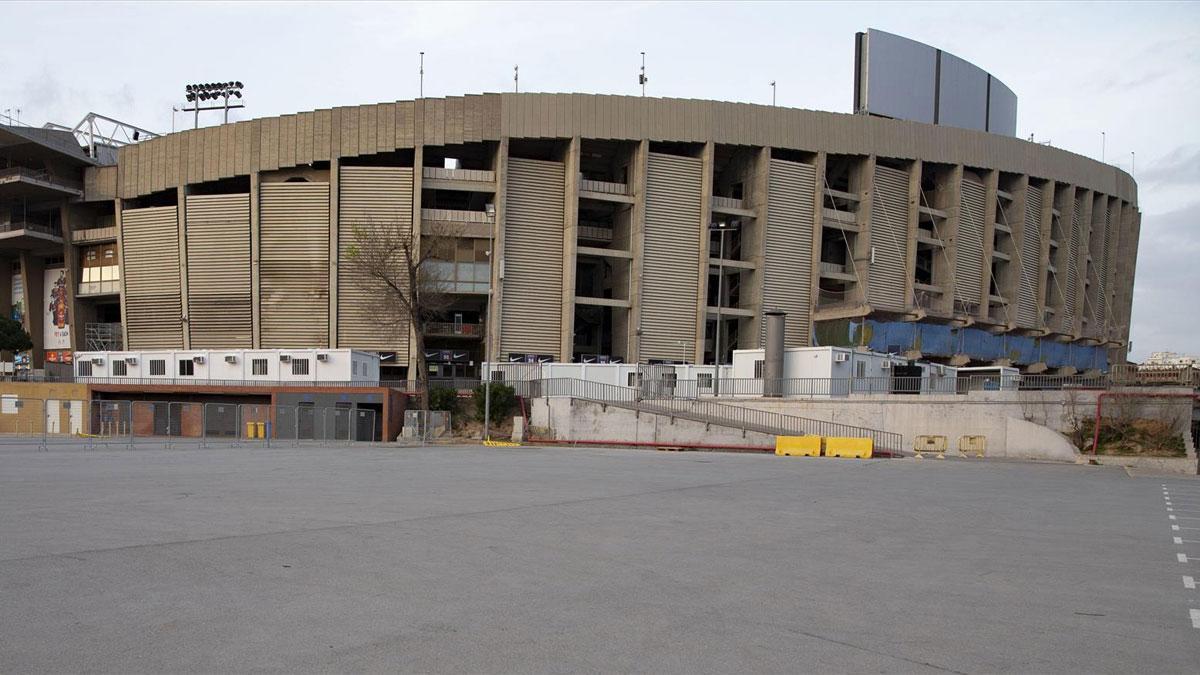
[6,93,1139,378]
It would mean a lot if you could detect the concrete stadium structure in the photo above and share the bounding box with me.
[3,92,1139,379]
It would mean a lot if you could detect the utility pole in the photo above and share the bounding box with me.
[1101,131,1106,162]
[770,81,776,106]
[420,52,425,98]
[639,52,648,96]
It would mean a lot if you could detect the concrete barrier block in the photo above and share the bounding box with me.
[776,435,822,457]
[826,436,873,459]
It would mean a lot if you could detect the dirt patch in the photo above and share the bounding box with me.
[1081,418,1187,457]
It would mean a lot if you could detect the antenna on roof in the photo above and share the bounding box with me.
[639,52,648,96]
[514,64,519,93]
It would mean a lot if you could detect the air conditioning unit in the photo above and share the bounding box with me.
[224,355,238,364]
[316,353,329,362]
[834,353,849,363]
[279,354,292,363]
[91,357,105,366]
[192,355,206,365]
[124,357,137,365]
[880,361,892,370]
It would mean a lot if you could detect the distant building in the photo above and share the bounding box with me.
[1141,352,1199,370]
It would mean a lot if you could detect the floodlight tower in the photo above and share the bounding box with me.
[182,82,246,128]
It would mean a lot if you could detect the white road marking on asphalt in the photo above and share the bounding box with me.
[1174,525,1181,531]
[1179,553,1190,563]
[1191,609,1200,629]
[1170,515,1177,520]
[1185,576,1196,590]
[1176,537,1185,544]
[1177,538,1200,544]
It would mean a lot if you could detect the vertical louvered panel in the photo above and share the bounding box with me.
[337,166,414,357]
[260,182,330,347]
[1017,186,1042,328]
[1091,202,1112,334]
[956,178,987,307]
[868,165,909,312]
[641,152,702,362]
[763,158,815,347]
[185,194,251,348]
[121,206,183,348]
[1061,195,1081,330]
[501,158,564,359]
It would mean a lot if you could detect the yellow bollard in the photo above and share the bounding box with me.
[246,421,256,439]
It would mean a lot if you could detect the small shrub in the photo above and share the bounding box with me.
[473,382,517,421]
[428,387,460,413]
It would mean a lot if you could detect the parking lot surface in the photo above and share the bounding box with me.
[1,443,1197,673]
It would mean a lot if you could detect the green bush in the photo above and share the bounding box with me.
[473,382,517,421]
[428,387,460,413]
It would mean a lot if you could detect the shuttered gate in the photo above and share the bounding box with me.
[956,176,987,311]
[641,153,702,363]
[260,182,330,347]
[121,205,183,348]
[1016,186,1043,329]
[186,194,251,347]
[338,166,414,357]
[868,165,910,313]
[763,158,816,347]
[501,158,564,360]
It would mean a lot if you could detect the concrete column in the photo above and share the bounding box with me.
[560,137,580,361]
[936,164,964,317]
[250,171,261,348]
[19,252,45,368]
[750,146,771,348]
[410,145,424,377]
[807,151,827,346]
[903,159,922,316]
[627,139,649,364]
[59,204,79,354]
[1005,175,1030,329]
[694,141,714,364]
[328,157,340,347]
[1073,188,1093,341]
[488,138,508,363]
[852,155,875,310]
[980,169,1000,317]
[176,185,191,349]
[114,199,129,349]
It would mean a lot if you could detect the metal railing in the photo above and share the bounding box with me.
[425,321,484,337]
[77,280,121,296]
[0,166,83,192]
[515,377,903,453]
[0,221,63,237]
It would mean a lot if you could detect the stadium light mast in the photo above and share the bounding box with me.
[183,82,245,128]
[770,81,776,106]
[1101,131,1105,162]
[514,64,519,93]
[420,52,425,98]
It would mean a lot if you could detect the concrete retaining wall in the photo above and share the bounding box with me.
[528,398,776,450]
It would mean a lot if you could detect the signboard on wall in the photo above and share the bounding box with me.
[44,268,70,349]
[11,273,23,322]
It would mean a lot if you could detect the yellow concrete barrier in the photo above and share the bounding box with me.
[959,435,987,457]
[825,436,873,459]
[775,435,822,457]
[484,439,521,447]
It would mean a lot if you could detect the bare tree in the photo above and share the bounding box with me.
[343,218,455,411]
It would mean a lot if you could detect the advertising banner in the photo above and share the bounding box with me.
[44,268,71,349]
[11,273,23,322]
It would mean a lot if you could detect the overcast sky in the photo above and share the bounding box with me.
[2,1,1195,361]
